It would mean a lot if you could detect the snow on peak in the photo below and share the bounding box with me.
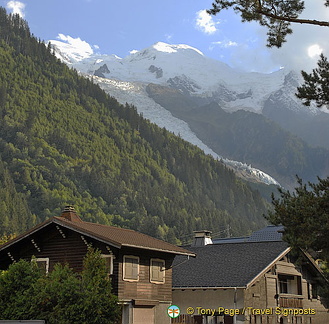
[152,42,204,56]
[49,34,95,63]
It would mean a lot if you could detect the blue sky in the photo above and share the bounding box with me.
[3,0,329,73]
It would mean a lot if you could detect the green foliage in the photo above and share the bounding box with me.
[0,157,35,234]
[0,233,16,245]
[145,87,329,190]
[80,248,121,323]
[267,176,329,297]
[296,54,329,108]
[0,248,120,323]
[207,0,329,48]
[207,1,329,110]
[0,259,42,319]
[0,7,270,242]
[267,177,329,262]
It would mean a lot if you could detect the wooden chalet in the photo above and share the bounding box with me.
[172,229,329,324]
[0,206,195,324]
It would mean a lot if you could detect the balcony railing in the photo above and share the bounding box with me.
[279,296,303,308]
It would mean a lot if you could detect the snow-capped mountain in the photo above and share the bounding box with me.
[53,41,292,113]
[50,41,329,188]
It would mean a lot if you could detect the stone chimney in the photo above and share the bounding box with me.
[191,230,213,247]
[60,206,82,222]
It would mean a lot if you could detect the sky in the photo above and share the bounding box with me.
[2,0,329,73]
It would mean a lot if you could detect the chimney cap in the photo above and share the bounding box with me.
[193,230,212,238]
[191,230,213,246]
[60,205,82,222]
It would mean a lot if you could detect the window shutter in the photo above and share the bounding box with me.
[123,256,139,281]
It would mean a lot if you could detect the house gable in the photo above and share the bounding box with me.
[172,236,328,324]
[173,241,290,289]
[0,207,195,324]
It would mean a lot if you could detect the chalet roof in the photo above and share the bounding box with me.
[52,217,194,256]
[172,241,289,288]
[0,209,194,257]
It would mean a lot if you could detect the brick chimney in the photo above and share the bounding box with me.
[60,206,82,222]
[191,230,213,247]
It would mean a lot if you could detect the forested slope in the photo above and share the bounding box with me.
[146,84,329,190]
[0,8,269,243]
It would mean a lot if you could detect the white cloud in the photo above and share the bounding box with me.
[93,45,100,50]
[165,34,173,42]
[196,10,219,34]
[6,1,25,18]
[211,40,238,49]
[212,0,329,72]
[307,44,323,58]
[265,0,329,72]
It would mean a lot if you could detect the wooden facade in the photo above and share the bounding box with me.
[0,207,194,324]
[243,255,329,324]
[172,242,329,324]
[116,247,174,302]
[0,223,93,272]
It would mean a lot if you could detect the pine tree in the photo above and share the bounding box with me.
[267,177,329,264]
[296,54,329,108]
[208,0,329,48]
[208,1,329,108]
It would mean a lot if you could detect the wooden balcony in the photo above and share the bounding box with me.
[279,296,303,308]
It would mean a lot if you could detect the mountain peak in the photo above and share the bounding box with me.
[151,42,204,56]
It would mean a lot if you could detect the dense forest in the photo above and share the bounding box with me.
[146,84,329,190]
[0,8,270,244]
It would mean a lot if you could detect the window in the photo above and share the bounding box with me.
[33,257,49,273]
[123,256,139,281]
[279,275,289,294]
[278,274,302,295]
[101,254,113,276]
[150,258,165,283]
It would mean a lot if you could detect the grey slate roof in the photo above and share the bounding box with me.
[173,241,289,288]
[212,225,283,244]
[248,225,283,242]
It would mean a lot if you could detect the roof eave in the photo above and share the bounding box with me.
[300,249,328,282]
[0,217,195,257]
[122,243,196,257]
[54,219,194,256]
[246,247,291,289]
[172,286,245,290]
[0,218,54,252]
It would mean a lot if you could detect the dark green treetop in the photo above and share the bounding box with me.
[207,0,329,48]
[0,248,121,324]
[267,176,329,264]
[208,1,329,108]
[266,176,329,297]
[296,54,329,108]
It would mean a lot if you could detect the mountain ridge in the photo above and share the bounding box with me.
[0,8,271,242]
[50,40,329,189]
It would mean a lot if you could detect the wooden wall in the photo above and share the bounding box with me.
[117,246,175,303]
[244,257,329,324]
[0,222,176,305]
